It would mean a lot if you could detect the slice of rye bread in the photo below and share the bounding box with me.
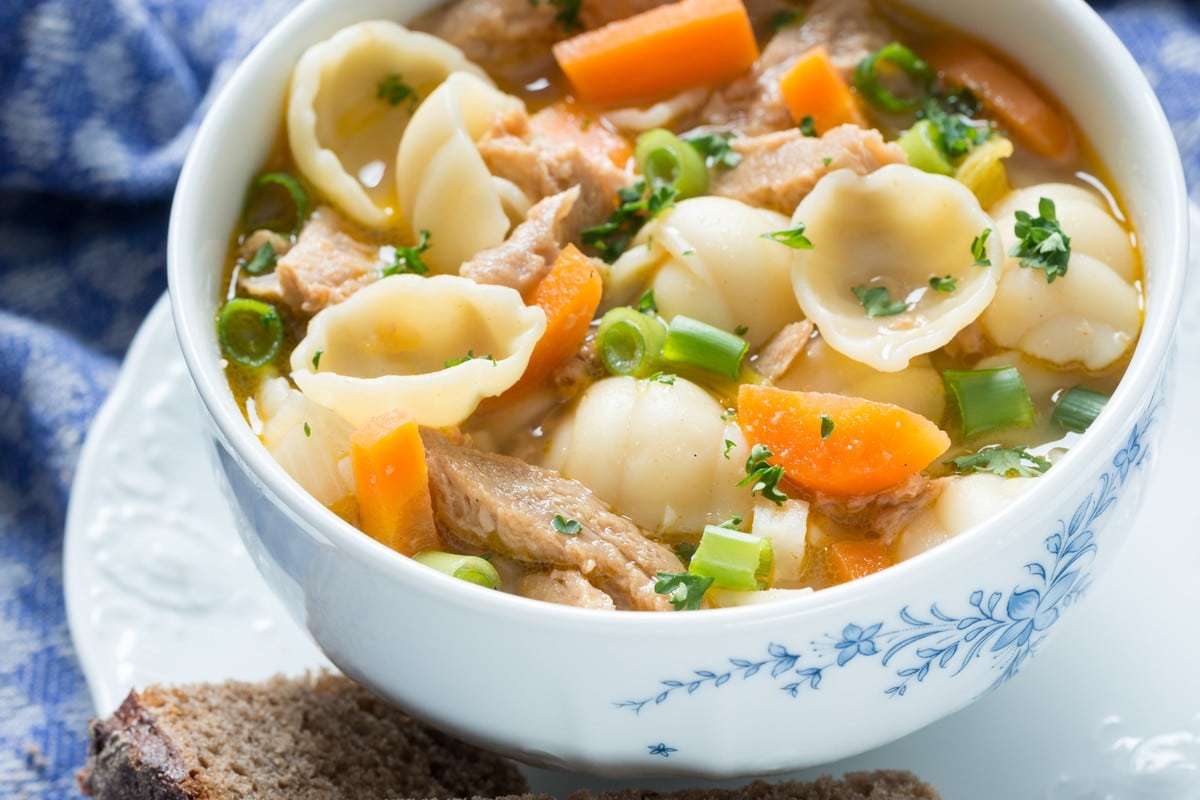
[77,672,941,800]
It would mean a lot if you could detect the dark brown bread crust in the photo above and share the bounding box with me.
[78,691,197,800]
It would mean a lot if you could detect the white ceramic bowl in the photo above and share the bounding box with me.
[168,0,1187,778]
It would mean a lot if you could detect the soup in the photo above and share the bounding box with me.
[216,0,1142,611]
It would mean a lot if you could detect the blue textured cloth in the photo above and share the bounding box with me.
[0,2,1197,797]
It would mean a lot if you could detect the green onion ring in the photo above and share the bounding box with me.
[854,42,935,113]
[596,306,667,377]
[688,525,773,591]
[1051,385,1109,433]
[942,366,1035,439]
[217,297,284,368]
[242,172,310,235]
[896,119,954,175]
[413,551,502,590]
[661,315,748,381]
[635,128,709,199]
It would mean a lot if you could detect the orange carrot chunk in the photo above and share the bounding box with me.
[503,244,603,398]
[349,408,441,557]
[923,39,1076,162]
[828,539,894,584]
[737,385,951,497]
[779,46,867,134]
[551,0,759,107]
[530,102,634,170]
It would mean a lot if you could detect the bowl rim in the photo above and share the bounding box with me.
[167,0,1189,631]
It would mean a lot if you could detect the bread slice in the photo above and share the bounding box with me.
[77,672,940,800]
[76,672,529,799]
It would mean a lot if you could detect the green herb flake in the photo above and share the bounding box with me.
[950,445,1051,478]
[768,10,804,31]
[972,228,993,266]
[799,115,818,137]
[649,371,676,385]
[680,131,742,169]
[718,514,744,530]
[916,88,992,159]
[681,248,696,256]
[673,541,698,566]
[383,229,432,276]
[444,350,496,368]
[852,285,908,317]
[822,156,833,167]
[311,349,323,370]
[242,241,276,276]
[1010,198,1072,282]
[303,422,311,438]
[737,443,788,505]
[377,74,418,109]
[582,180,678,263]
[723,438,736,459]
[721,409,737,421]
[929,275,957,292]
[761,224,813,250]
[528,0,582,32]
[654,571,714,611]
[552,514,583,535]
[637,289,659,315]
[820,414,835,440]
[734,324,749,337]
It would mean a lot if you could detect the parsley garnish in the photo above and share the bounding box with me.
[311,349,323,370]
[972,228,993,266]
[528,0,582,32]
[929,275,957,292]
[799,115,818,137]
[673,541,698,566]
[761,224,813,249]
[377,74,418,109]
[383,229,432,276]
[681,131,742,169]
[636,289,658,315]
[552,514,583,535]
[950,445,1051,478]
[852,285,908,317]
[1010,198,1071,282]
[822,156,833,167]
[718,515,744,529]
[242,241,276,275]
[582,180,677,263]
[444,350,496,368]
[917,89,992,159]
[655,571,714,611]
[734,324,749,337]
[820,414,835,440]
[723,439,736,459]
[303,422,311,438]
[768,10,804,31]
[737,444,788,505]
[649,372,676,385]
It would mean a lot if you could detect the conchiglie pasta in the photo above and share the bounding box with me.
[607,197,800,347]
[288,21,486,229]
[543,376,752,535]
[290,274,546,427]
[790,165,1004,372]
[394,72,524,274]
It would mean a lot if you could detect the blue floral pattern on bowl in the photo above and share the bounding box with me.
[616,379,1165,716]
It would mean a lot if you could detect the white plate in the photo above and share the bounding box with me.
[66,210,1200,797]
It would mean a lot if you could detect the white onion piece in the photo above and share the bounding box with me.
[749,497,809,588]
[543,376,751,534]
[290,274,545,427]
[288,21,486,229]
[790,165,1003,372]
[394,72,523,274]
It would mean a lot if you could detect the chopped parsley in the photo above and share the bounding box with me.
[383,229,432,276]
[311,349,323,370]
[734,324,749,337]
[673,541,698,566]
[768,10,805,31]
[242,241,276,275]
[649,371,676,385]
[681,131,742,169]
[916,88,992,159]
[655,571,714,611]
[552,514,583,535]
[950,445,1051,478]
[718,514,744,529]
[444,350,496,368]
[528,0,582,33]
[822,156,833,167]
[737,444,788,505]
[636,289,659,315]
[820,414,835,440]
[972,228,993,266]
[929,275,957,292]
[799,115,818,137]
[852,285,908,317]
[582,180,677,263]
[303,421,311,438]
[377,74,418,109]
[761,224,813,249]
[1010,198,1072,282]
[723,438,736,459]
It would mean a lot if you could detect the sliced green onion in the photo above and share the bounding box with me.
[413,551,501,590]
[1052,386,1109,433]
[854,42,934,112]
[596,306,667,377]
[635,128,709,199]
[217,298,283,368]
[241,241,277,275]
[942,366,1035,438]
[688,525,773,591]
[661,315,748,381]
[896,119,954,175]
[243,172,309,235]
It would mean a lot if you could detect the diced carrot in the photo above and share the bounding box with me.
[923,39,1076,162]
[736,385,950,497]
[827,539,893,584]
[779,46,866,133]
[502,244,603,398]
[349,408,441,557]
[530,102,634,170]
[551,0,759,107]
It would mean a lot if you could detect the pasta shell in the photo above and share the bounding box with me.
[287,21,487,230]
[790,165,1003,372]
[289,274,546,427]
[394,72,524,274]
